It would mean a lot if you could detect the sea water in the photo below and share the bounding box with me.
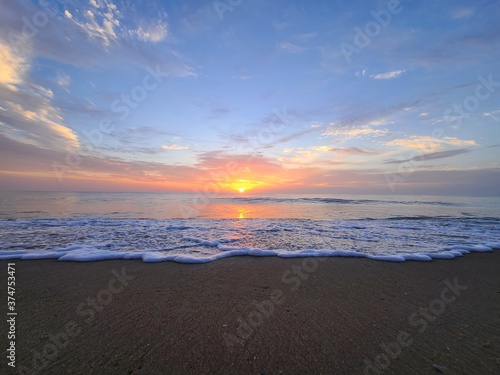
[0,191,499,263]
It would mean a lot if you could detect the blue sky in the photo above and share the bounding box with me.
[0,0,499,195]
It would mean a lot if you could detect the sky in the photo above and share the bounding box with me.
[0,0,499,196]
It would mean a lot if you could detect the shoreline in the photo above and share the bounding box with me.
[2,252,499,374]
[1,245,499,264]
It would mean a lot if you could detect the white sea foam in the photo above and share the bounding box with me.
[0,217,498,264]
[402,254,432,261]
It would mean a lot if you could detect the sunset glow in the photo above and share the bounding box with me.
[0,1,499,195]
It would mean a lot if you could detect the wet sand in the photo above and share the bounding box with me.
[2,252,499,374]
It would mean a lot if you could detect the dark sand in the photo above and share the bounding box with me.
[2,252,500,375]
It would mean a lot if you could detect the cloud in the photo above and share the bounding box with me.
[370,70,406,80]
[355,69,367,77]
[0,134,197,188]
[1,131,497,196]
[403,9,499,68]
[194,151,296,190]
[270,128,318,147]
[0,43,28,89]
[324,125,388,139]
[293,32,318,41]
[132,20,168,43]
[0,43,78,151]
[386,136,477,152]
[221,108,302,151]
[162,144,190,151]
[192,99,233,120]
[452,8,475,20]
[387,168,500,197]
[279,146,369,167]
[56,72,71,90]
[279,150,323,166]
[110,127,179,146]
[232,74,252,80]
[0,1,194,76]
[207,104,232,120]
[75,4,121,47]
[383,149,471,164]
[179,3,221,35]
[277,41,305,53]
[369,118,394,126]
[483,110,500,120]
[73,1,168,45]
[310,146,331,152]
[328,147,380,155]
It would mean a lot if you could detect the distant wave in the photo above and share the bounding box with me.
[214,197,465,206]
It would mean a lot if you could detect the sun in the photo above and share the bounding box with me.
[238,187,246,193]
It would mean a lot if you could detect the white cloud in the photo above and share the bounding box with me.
[294,32,318,41]
[368,118,393,126]
[277,42,305,53]
[30,84,53,98]
[65,1,123,47]
[78,7,119,46]
[329,147,379,155]
[56,72,71,90]
[67,1,170,48]
[232,75,251,80]
[324,125,388,139]
[386,136,477,152]
[483,110,500,120]
[0,43,29,89]
[1,1,196,78]
[371,70,406,80]
[278,150,321,166]
[452,8,475,19]
[310,146,331,152]
[0,44,79,151]
[162,144,190,151]
[133,21,168,43]
[355,69,367,77]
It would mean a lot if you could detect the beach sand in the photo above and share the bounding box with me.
[2,252,499,375]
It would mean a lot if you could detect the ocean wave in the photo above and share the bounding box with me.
[0,217,498,264]
[213,197,467,206]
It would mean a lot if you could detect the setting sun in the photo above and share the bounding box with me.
[227,179,266,193]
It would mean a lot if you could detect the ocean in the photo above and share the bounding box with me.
[0,191,499,263]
